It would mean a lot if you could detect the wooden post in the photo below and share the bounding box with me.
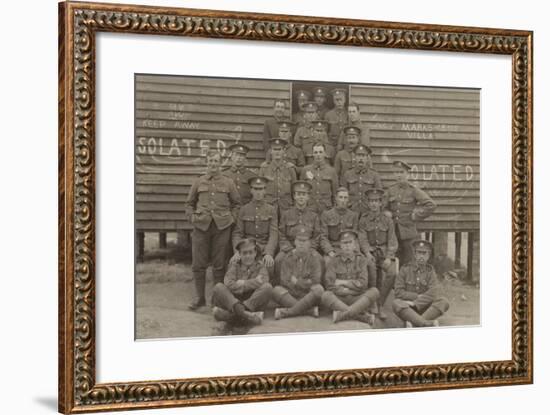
[454,232,462,268]
[432,231,448,258]
[159,232,167,249]
[469,231,480,283]
[137,232,145,263]
[467,232,474,282]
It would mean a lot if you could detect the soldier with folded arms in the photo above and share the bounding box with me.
[392,239,450,327]
[321,230,379,325]
[272,225,324,320]
[211,238,272,325]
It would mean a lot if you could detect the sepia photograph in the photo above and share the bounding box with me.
[134,74,481,339]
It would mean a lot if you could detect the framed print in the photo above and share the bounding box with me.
[58,1,533,413]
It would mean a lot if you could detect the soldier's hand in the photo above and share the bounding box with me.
[291,276,298,285]
[405,300,416,307]
[229,252,240,265]
[383,210,393,219]
[382,258,392,271]
[255,274,265,283]
[263,254,274,268]
[328,251,336,258]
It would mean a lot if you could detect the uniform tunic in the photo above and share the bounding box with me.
[266,144,305,174]
[223,260,270,296]
[341,167,383,213]
[221,166,256,206]
[280,248,323,298]
[232,200,278,257]
[320,207,359,255]
[385,181,437,241]
[259,160,297,212]
[324,252,370,296]
[324,108,349,146]
[336,120,371,151]
[300,163,338,213]
[292,111,306,127]
[358,211,398,262]
[278,206,321,253]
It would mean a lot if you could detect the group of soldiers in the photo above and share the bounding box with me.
[185,87,450,329]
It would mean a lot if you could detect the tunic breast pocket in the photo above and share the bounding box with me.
[256,216,271,235]
[326,217,341,241]
[320,176,333,195]
[197,184,210,193]
[285,218,298,236]
[242,215,256,235]
[346,177,358,193]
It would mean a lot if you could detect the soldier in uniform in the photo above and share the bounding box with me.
[292,89,312,127]
[313,86,329,119]
[300,142,338,214]
[222,143,256,205]
[392,239,450,327]
[340,144,383,215]
[272,225,324,319]
[265,121,305,175]
[274,181,322,283]
[186,149,241,310]
[358,188,398,320]
[262,99,288,151]
[259,138,297,214]
[311,120,335,164]
[294,101,319,152]
[336,102,370,151]
[211,238,272,325]
[324,88,349,148]
[321,230,379,324]
[385,160,437,266]
[334,125,361,179]
[231,176,278,278]
[319,187,359,262]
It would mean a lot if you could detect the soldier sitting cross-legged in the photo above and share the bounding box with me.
[211,238,272,326]
[321,230,379,325]
[272,225,325,320]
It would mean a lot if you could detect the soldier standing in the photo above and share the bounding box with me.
[311,120,335,164]
[334,125,361,179]
[392,239,450,327]
[274,181,322,282]
[272,225,325,319]
[259,138,297,214]
[313,86,329,119]
[292,89,312,127]
[385,160,437,266]
[358,188,398,320]
[265,121,305,175]
[221,143,256,205]
[324,88,349,148]
[336,102,370,151]
[262,99,288,151]
[300,142,338,214]
[340,144,382,215]
[186,149,241,310]
[294,101,319,153]
[321,230,379,324]
[211,238,272,325]
[231,176,278,278]
[319,187,359,261]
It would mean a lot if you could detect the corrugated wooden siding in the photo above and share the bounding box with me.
[135,75,291,231]
[135,76,480,232]
[351,84,480,231]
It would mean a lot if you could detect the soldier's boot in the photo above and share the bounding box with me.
[212,306,234,322]
[286,291,321,317]
[233,303,263,325]
[341,289,379,322]
[188,274,206,310]
[378,273,396,320]
[398,308,434,328]
[422,305,443,326]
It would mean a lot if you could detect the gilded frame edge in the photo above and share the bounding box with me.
[58,1,534,413]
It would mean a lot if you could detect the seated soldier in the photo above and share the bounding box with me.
[321,230,379,325]
[231,176,278,277]
[211,238,272,325]
[392,239,450,327]
[358,188,398,320]
[320,187,359,263]
[272,225,324,319]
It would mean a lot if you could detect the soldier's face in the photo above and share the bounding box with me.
[250,186,265,201]
[340,237,355,254]
[231,152,246,166]
[348,106,360,121]
[314,95,326,107]
[367,197,382,212]
[206,154,221,173]
[274,102,285,117]
[304,110,317,123]
[294,191,309,206]
[312,128,325,140]
[294,237,311,252]
[414,249,431,264]
[279,129,292,141]
[335,191,349,208]
[312,145,326,163]
[356,152,368,166]
[298,97,308,110]
[394,167,408,182]
[334,95,346,109]
[271,146,284,160]
[240,246,257,265]
[347,133,359,148]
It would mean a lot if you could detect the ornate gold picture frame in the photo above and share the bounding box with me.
[58,1,533,413]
